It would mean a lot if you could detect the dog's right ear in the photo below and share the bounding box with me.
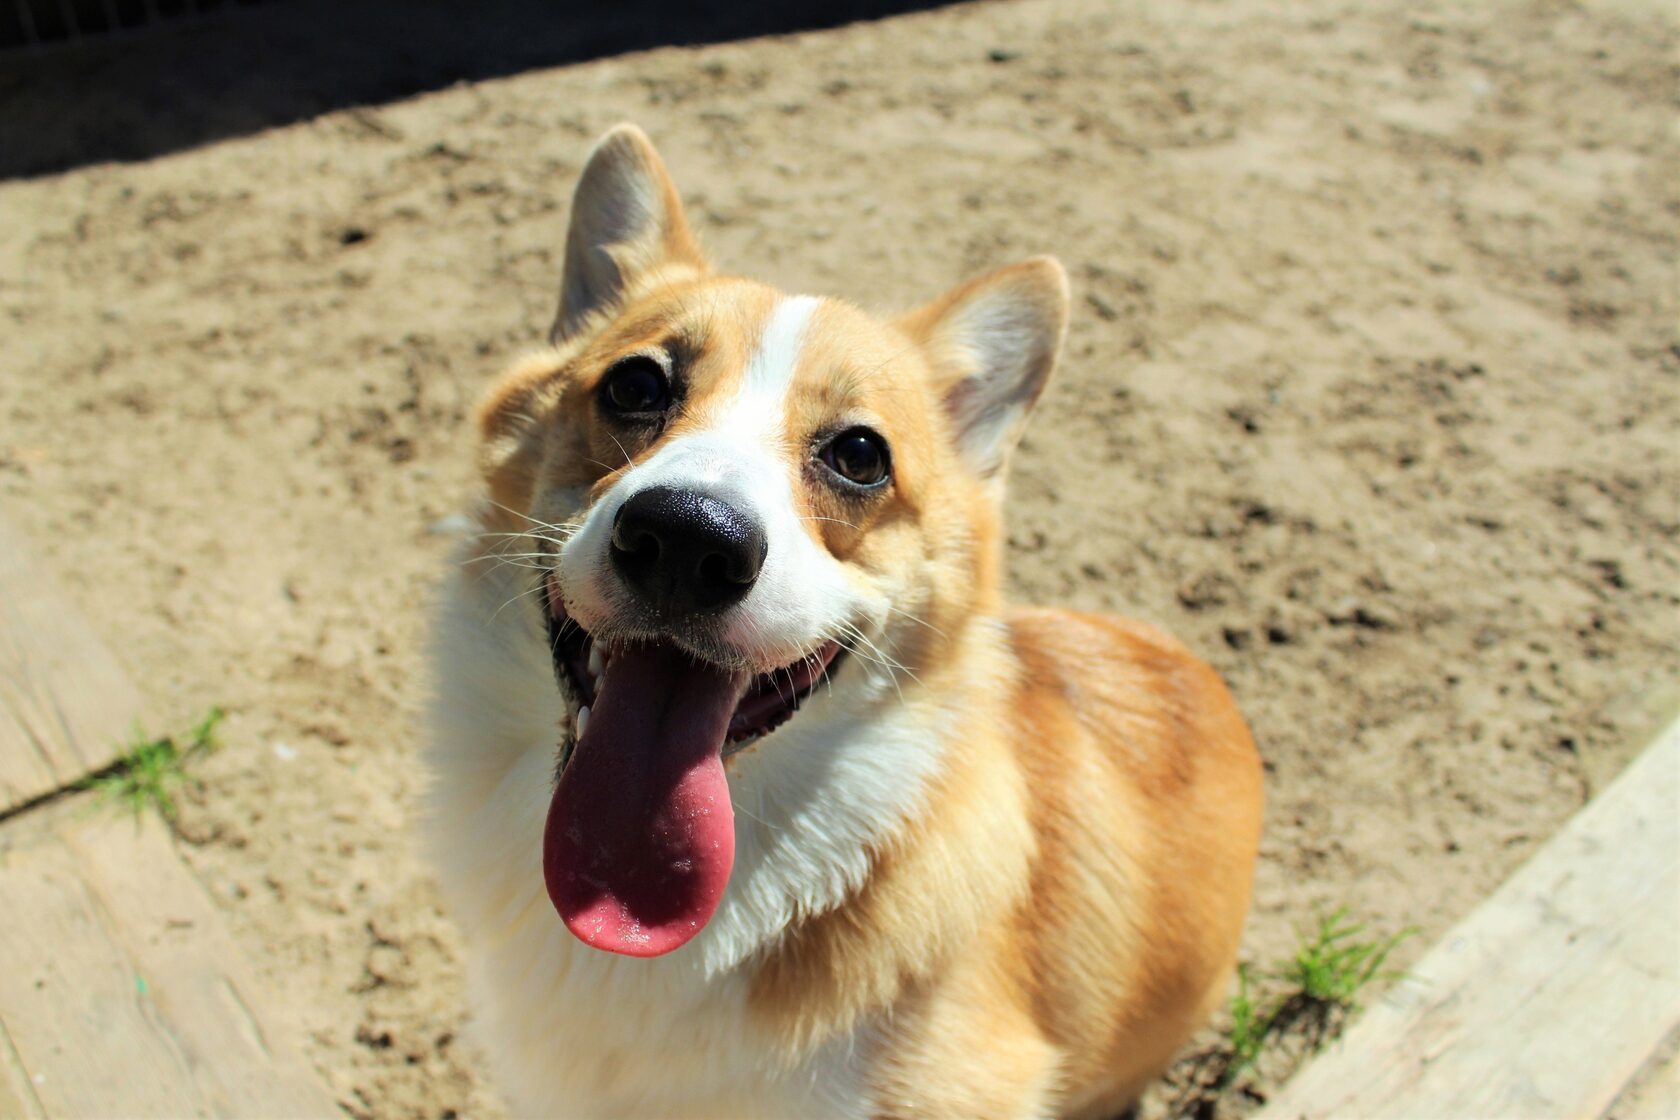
[550,125,706,344]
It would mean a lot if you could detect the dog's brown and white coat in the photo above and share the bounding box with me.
[422,125,1263,1119]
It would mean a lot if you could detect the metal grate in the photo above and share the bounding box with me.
[1,0,274,52]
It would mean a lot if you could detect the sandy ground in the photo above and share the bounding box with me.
[2,0,1676,1115]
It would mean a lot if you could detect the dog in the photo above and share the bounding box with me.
[422,124,1264,1119]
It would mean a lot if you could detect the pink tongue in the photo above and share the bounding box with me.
[543,645,749,957]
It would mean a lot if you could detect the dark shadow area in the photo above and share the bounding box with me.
[0,0,953,180]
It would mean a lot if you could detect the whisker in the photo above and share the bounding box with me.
[487,580,551,624]
[834,620,916,700]
[604,431,634,469]
[882,602,948,639]
[480,499,561,531]
[798,514,860,530]
[731,798,780,832]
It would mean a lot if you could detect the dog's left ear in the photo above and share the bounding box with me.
[551,124,706,343]
[897,257,1070,479]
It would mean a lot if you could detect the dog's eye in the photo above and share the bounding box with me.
[821,428,891,488]
[599,356,670,415]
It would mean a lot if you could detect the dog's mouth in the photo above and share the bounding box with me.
[544,595,844,757]
[539,573,843,958]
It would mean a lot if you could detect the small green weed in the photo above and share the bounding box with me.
[1220,964,1269,1088]
[1170,907,1415,1114]
[82,708,224,821]
[1284,908,1413,1007]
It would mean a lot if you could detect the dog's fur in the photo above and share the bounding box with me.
[422,125,1264,1118]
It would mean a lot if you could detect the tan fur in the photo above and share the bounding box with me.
[744,607,1263,1118]
[436,125,1263,1118]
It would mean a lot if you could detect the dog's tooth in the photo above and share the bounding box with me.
[576,705,590,738]
[588,647,604,678]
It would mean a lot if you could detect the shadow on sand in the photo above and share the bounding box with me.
[0,0,951,180]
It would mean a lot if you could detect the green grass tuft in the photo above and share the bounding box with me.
[1283,907,1413,1008]
[1219,964,1269,1088]
[82,708,224,821]
[1170,907,1415,1115]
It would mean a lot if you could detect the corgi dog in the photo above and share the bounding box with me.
[422,124,1264,1119]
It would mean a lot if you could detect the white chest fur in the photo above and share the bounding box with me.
[420,537,944,1117]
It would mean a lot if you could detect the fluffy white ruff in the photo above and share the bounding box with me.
[419,526,948,1117]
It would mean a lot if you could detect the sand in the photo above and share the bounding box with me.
[1,0,1675,1115]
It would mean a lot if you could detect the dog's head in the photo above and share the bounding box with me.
[474,125,1067,958]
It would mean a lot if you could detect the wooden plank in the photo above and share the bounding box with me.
[1257,714,1680,1120]
[1625,1052,1680,1120]
[0,512,146,812]
[1610,1026,1680,1120]
[0,809,341,1118]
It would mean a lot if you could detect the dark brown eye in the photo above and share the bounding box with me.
[821,427,891,488]
[600,355,670,415]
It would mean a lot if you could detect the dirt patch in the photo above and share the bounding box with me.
[1,0,1674,1115]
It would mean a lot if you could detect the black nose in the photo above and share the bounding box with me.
[610,485,767,616]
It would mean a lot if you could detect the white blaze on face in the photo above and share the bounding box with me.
[729,294,821,438]
[557,296,864,668]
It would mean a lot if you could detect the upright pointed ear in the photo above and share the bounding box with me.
[550,124,706,343]
[897,257,1070,479]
